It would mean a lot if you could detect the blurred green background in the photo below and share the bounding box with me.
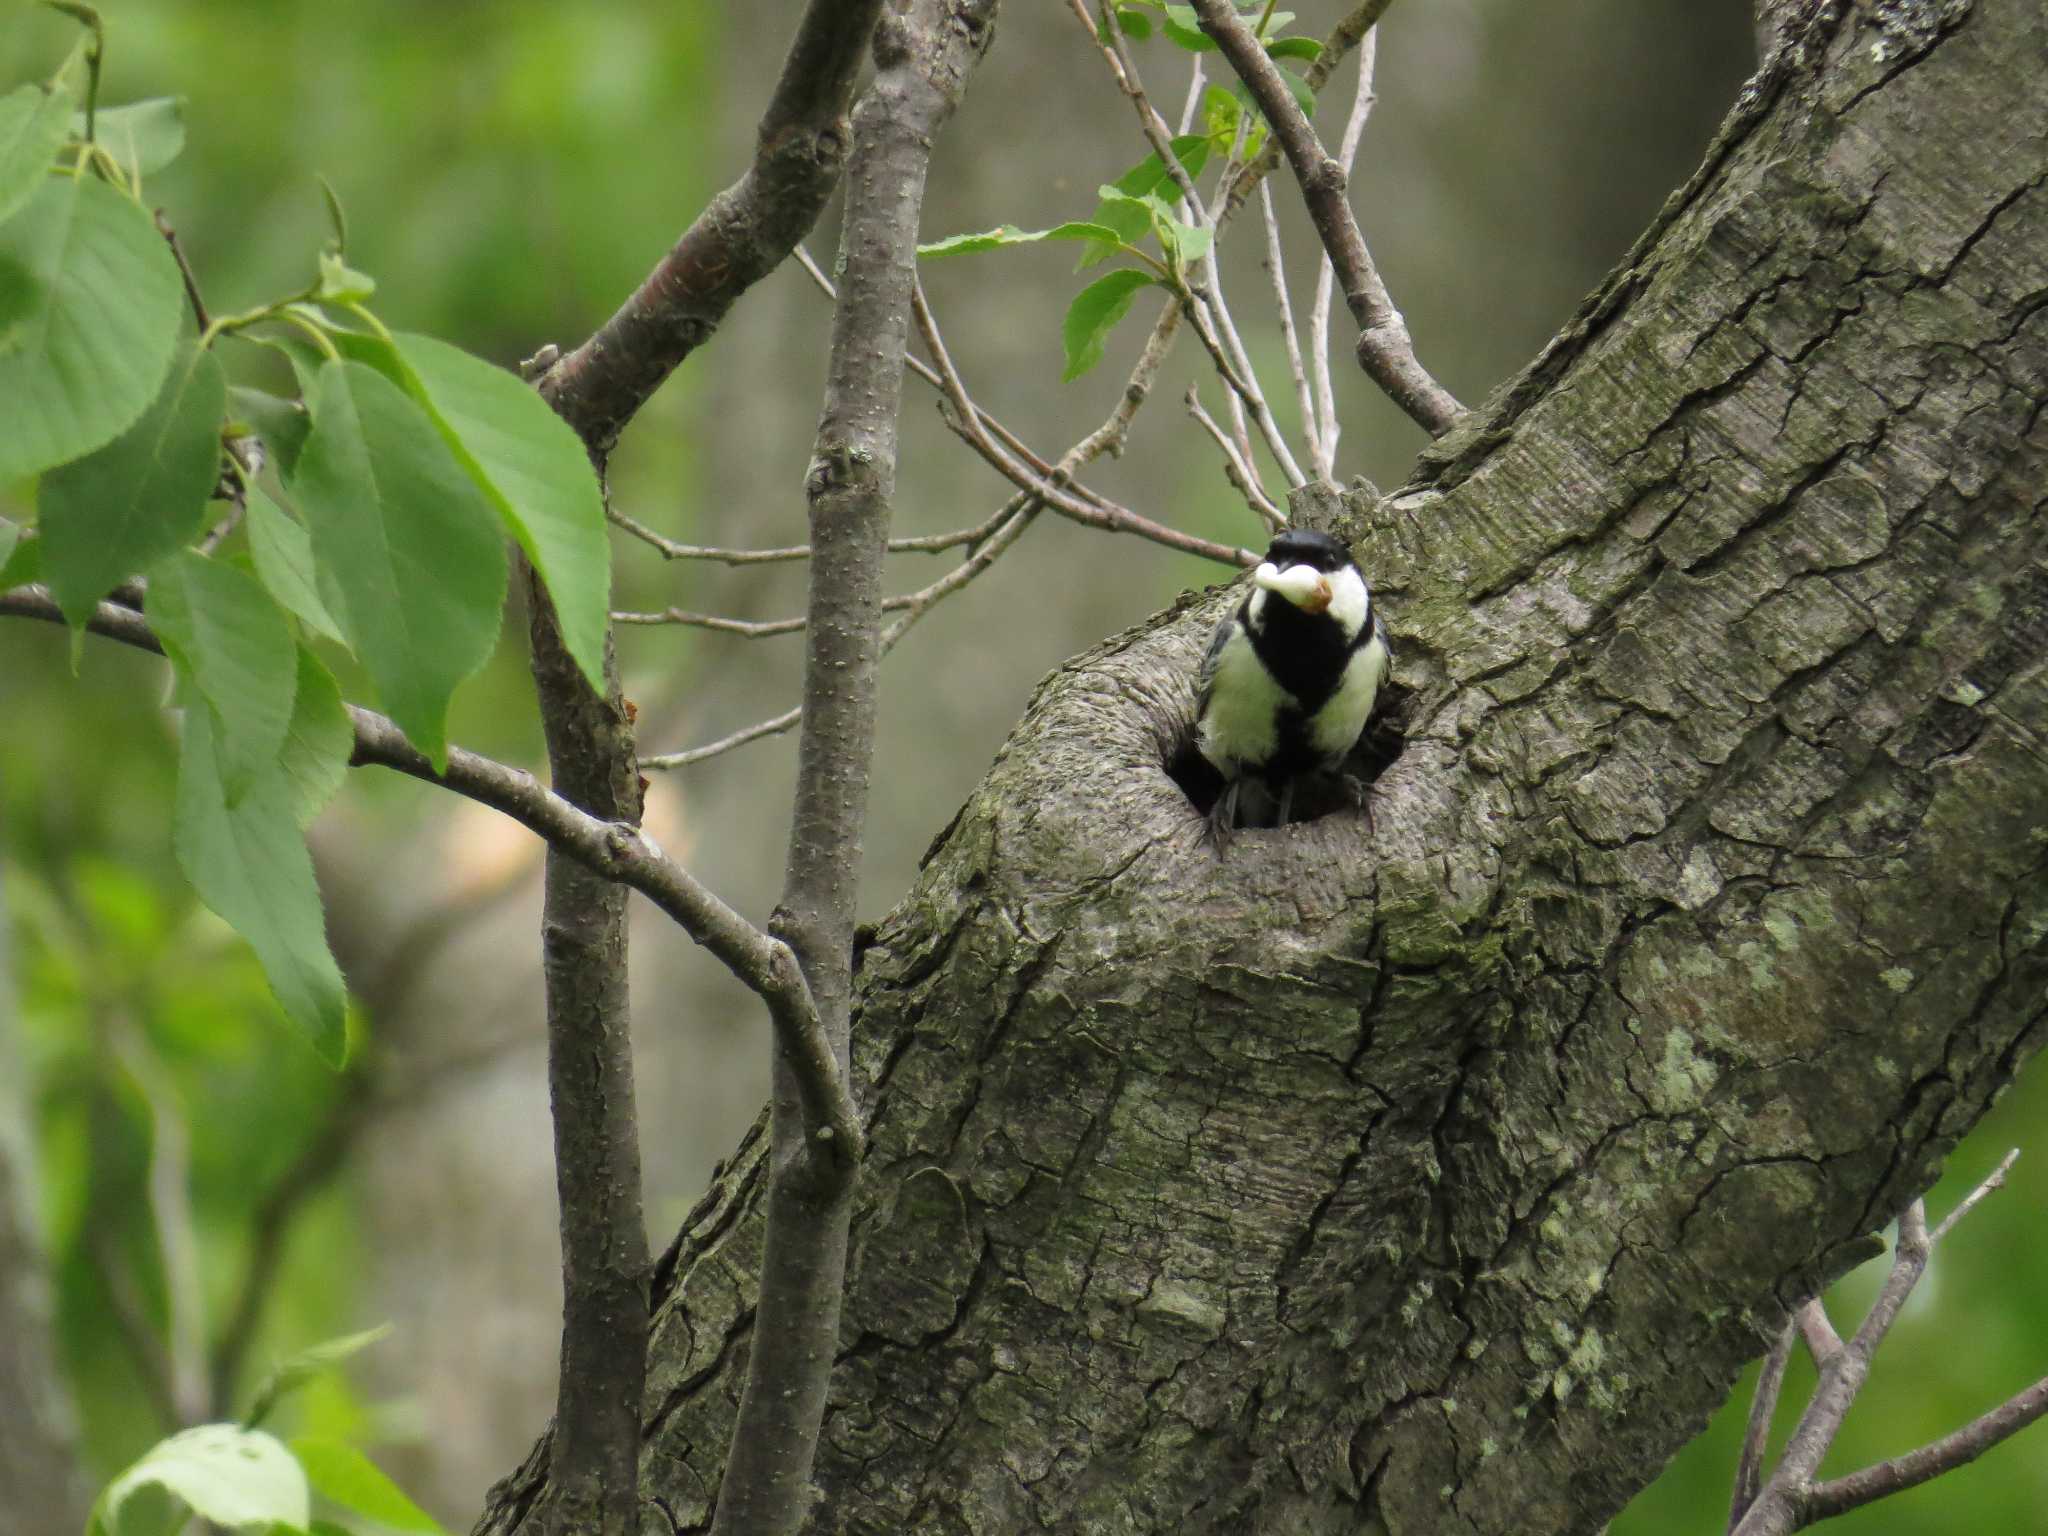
[1,2,2041,1532]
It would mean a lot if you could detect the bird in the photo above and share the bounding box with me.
[1194,527,1391,842]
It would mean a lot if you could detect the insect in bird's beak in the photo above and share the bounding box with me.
[1254,561,1332,613]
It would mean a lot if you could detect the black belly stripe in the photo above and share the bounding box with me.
[1247,597,1354,711]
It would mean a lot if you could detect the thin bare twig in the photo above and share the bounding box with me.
[1073,0,1206,211]
[1804,1375,2048,1520]
[1795,1298,1844,1367]
[612,608,808,637]
[1730,1152,2038,1536]
[1187,385,1284,527]
[608,501,1011,564]
[1729,1318,1797,1532]
[1191,0,1462,435]
[1311,31,1379,478]
[155,209,209,333]
[1261,180,1320,470]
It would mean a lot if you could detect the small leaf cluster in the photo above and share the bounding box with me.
[88,1327,447,1536]
[917,0,1317,379]
[1,10,611,1063]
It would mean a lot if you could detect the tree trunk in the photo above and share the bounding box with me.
[477,2,2048,1531]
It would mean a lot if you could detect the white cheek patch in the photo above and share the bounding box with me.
[1254,562,1329,611]
[1323,567,1369,639]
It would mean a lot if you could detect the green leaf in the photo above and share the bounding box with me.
[0,527,39,588]
[0,80,73,227]
[290,1440,443,1534]
[1107,6,1151,39]
[89,1424,310,1536]
[37,340,225,627]
[1264,35,1321,60]
[229,386,312,477]
[317,172,348,256]
[315,249,375,303]
[918,220,1125,259]
[1107,133,1212,200]
[0,172,184,483]
[277,646,351,829]
[174,702,348,1062]
[1256,9,1297,36]
[1159,216,1212,268]
[390,332,608,693]
[1062,268,1161,381]
[148,550,298,805]
[72,96,185,177]
[245,482,345,645]
[1159,5,1216,50]
[243,1325,391,1430]
[288,358,508,769]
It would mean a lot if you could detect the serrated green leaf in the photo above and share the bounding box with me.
[1062,267,1160,381]
[290,1440,443,1534]
[1160,5,1215,50]
[288,359,508,769]
[244,482,345,645]
[243,1325,391,1430]
[174,703,347,1062]
[918,220,1125,259]
[37,339,225,627]
[389,332,608,692]
[230,386,311,477]
[315,249,375,303]
[0,172,183,483]
[89,1424,309,1536]
[0,80,73,227]
[72,96,184,177]
[148,550,297,806]
[1264,35,1321,60]
[277,647,351,829]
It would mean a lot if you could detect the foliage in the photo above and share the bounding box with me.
[85,1327,444,1536]
[0,7,609,1058]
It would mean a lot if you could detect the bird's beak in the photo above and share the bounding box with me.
[1255,562,1332,613]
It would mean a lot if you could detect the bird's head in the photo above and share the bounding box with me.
[1251,529,1367,631]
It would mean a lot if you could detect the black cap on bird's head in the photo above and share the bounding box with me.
[1262,528,1356,574]
[1253,528,1363,618]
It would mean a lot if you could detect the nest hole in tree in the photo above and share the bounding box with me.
[1162,681,1411,829]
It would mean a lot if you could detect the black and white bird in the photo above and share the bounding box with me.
[1194,528,1391,840]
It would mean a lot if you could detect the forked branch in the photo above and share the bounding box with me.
[1729,1152,2043,1536]
[1190,0,1462,435]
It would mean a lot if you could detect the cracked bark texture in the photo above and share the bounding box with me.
[476,2,2048,1531]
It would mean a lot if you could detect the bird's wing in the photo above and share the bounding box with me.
[1194,603,1242,716]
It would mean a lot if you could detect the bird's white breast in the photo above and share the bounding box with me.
[1198,625,1286,772]
[1310,627,1389,762]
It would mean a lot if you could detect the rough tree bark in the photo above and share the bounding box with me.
[478,1,2048,1531]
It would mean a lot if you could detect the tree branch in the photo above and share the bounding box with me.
[0,587,862,1167]
[1190,0,1462,435]
[1735,1155,2037,1536]
[537,0,889,454]
[707,5,993,1533]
